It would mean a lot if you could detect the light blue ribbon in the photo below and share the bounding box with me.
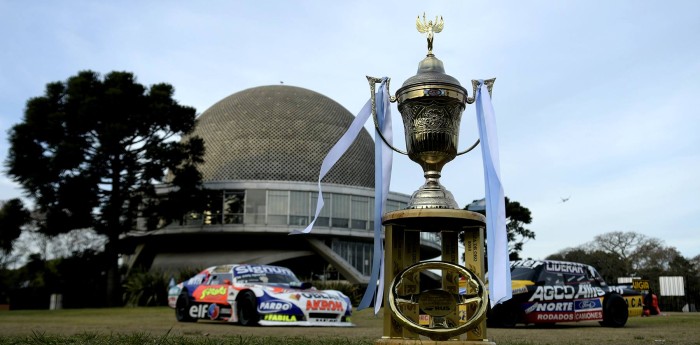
[291,89,375,235]
[475,80,512,306]
[292,79,393,314]
[358,79,392,312]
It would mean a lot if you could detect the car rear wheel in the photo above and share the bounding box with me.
[175,290,196,322]
[600,294,628,327]
[237,291,259,326]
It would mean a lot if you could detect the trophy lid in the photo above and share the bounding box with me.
[395,53,468,105]
[400,54,463,88]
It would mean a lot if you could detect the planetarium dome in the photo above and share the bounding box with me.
[125,84,440,284]
[192,85,375,187]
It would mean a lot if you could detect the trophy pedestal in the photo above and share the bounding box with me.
[376,339,496,345]
[379,209,494,343]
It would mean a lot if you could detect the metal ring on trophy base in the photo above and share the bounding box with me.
[387,261,488,342]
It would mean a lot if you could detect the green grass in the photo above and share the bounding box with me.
[0,308,699,345]
[0,333,376,345]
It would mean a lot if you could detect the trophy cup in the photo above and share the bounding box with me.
[371,14,497,344]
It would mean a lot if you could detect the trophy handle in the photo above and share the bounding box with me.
[367,76,408,155]
[456,78,496,156]
[466,78,495,104]
[456,139,480,156]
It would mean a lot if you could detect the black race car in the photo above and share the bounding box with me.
[488,260,643,327]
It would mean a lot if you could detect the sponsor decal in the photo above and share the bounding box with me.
[534,302,574,312]
[199,286,227,300]
[289,293,301,301]
[529,285,606,302]
[574,298,602,311]
[535,313,574,321]
[189,304,218,319]
[513,286,529,295]
[233,265,295,276]
[544,261,585,274]
[208,304,220,320]
[309,318,339,323]
[263,314,297,322]
[306,299,344,311]
[607,286,625,294]
[511,260,543,269]
[301,292,341,300]
[633,279,650,291]
[259,300,293,313]
[625,296,643,308]
[574,311,603,321]
[524,303,537,314]
[419,314,430,326]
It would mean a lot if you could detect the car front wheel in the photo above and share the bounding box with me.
[237,291,259,326]
[488,301,520,328]
[175,290,196,322]
[600,294,628,327]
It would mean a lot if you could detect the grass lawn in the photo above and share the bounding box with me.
[0,307,698,344]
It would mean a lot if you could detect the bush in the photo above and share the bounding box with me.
[122,269,169,307]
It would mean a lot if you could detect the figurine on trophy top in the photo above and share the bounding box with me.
[416,13,444,56]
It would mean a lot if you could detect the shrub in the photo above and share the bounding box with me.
[122,269,169,307]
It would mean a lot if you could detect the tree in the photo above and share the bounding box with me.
[464,196,535,261]
[590,231,645,275]
[5,70,204,306]
[0,199,30,254]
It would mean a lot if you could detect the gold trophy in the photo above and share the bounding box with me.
[370,14,497,344]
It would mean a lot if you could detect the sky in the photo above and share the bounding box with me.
[1,1,699,261]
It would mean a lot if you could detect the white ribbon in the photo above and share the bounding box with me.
[475,80,512,306]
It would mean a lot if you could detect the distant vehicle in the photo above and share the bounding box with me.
[488,260,643,327]
[168,264,354,327]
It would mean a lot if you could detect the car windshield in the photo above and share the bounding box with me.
[511,267,538,281]
[236,273,301,284]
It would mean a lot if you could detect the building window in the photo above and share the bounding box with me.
[351,196,368,230]
[268,190,289,225]
[331,239,374,276]
[224,190,245,224]
[310,192,330,227]
[386,200,402,212]
[245,189,266,225]
[290,191,309,226]
[331,194,350,228]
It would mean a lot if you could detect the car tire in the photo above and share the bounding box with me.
[175,290,196,322]
[488,301,520,328]
[600,294,628,327]
[237,291,259,326]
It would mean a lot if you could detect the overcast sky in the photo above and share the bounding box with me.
[1,1,698,261]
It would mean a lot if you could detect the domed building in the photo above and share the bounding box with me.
[123,85,441,284]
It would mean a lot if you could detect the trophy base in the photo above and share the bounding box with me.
[376,338,496,345]
[408,183,459,209]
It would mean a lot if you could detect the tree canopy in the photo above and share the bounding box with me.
[546,231,698,296]
[464,196,535,261]
[4,70,205,305]
[0,199,30,254]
